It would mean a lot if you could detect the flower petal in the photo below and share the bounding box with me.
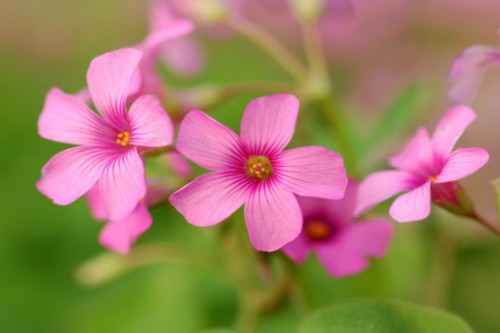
[323,179,358,224]
[245,184,302,252]
[142,20,194,51]
[240,94,299,155]
[341,218,393,257]
[160,36,205,77]
[38,88,113,146]
[355,171,417,216]
[86,184,108,220]
[176,110,245,171]
[281,233,310,263]
[37,146,117,206]
[128,95,174,148]
[99,202,152,254]
[431,106,476,158]
[388,128,435,176]
[87,48,142,126]
[277,146,347,200]
[315,243,368,278]
[99,148,147,221]
[389,181,431,223]
[169,172,249,227]
[436,148,489,183]
[447,46,500,105]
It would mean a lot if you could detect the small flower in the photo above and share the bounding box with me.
[448,41,500,105]
[355,106,489,222]
[282,181,393,277]
[37,48,174,221]
[142,0,202,81]
[169,94,348,251]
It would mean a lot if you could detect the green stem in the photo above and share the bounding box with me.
[316,95,357,175]
[426,229,457,308]
[470,211,500,237]
[227,16,308,81]
[300,20,329,81]
[140,146,176,158]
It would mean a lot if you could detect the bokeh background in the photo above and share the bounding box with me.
[2,0,500,332]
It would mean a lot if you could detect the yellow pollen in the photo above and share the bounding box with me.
[116,131,131,147]
[305,221,331,241]
[246,156,272,180]
[429,175,437,182]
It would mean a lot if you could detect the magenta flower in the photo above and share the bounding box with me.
[169,94,348,251]
[37,48,174,221]
[355,106,489,222]
[448,42,500,105]
[282,181,393,277]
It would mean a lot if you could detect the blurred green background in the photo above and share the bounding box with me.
[2,0,500,332]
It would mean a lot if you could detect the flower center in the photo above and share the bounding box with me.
[305,220,332,242]
[429,175,437,182]
[116,131,131,147]
[246,156,272,180]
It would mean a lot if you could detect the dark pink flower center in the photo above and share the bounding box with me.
[246,156,272,180]
[305,220,332,242]
[116,131,131,147]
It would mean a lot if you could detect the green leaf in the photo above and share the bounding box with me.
[298,299,473,333]
[365,84,431,154]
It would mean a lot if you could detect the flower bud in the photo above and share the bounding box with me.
[431,182,474,218]
[289,0,326,22]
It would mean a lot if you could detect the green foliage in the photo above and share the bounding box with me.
[298,299,472,333]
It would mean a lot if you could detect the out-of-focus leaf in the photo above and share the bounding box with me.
[198,329,243,333]
[366,84,431,154]
[298,299,472,333]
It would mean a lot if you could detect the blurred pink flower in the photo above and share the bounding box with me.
[86,179,171,254]
[169,94,348,252]
[37,48,174,221]
[282,181,393,277]
[448,44,500,105]
[355,106,489,222]
[144,0,202,79]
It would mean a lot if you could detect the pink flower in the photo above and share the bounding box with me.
[86,179,171,254]
[143,0,202,79]
[448,44,500,105]
[37,48,174,221]
[169,94,348,252]
[282,181,393,277]
[355,106,489,222]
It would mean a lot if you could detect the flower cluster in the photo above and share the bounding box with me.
[37,0,494,279]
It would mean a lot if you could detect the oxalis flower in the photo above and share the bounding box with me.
[355,106,489,222]
[37,48,174,221]
[282,181,393,278]
[169,94,348,251]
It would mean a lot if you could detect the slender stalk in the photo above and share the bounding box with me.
[426,230,457,307]
[140,146,177,158]
[470,211,500,237]
[227,16,308,81]
[300,20,329,82]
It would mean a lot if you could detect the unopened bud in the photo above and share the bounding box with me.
[176,0,228,25]
[289,0,326,22]
[431,182,474,217]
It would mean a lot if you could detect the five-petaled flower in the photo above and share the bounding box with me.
[169,94,348,251]
[355,106,489,222]
[282,181,393,277]
[37,48,174,221]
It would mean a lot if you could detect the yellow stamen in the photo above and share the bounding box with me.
[116,131,131,147]
[429,175,437,182]
[246,156,272,181]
